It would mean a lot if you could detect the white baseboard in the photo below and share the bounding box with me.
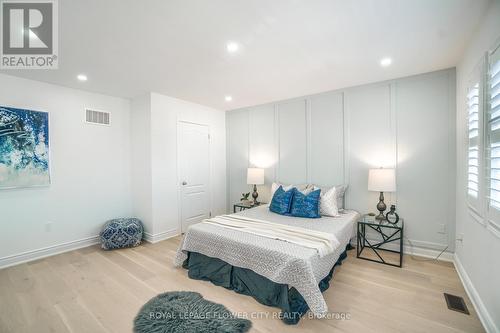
[454,254,498,333]
[0,229,180,269]
[404,244,454,262]
[353,237,454,262]
[0,235,100,269]
[143,229,179,243]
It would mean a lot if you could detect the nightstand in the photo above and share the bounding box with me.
[356,215,404,267]
[233,202,264,213]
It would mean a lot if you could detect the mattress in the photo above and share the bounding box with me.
[237,204,358,243]
[175,205,360,317]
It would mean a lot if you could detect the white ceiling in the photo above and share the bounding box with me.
[1,0,490,110]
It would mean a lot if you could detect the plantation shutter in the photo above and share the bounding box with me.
[487,44,500,221]
[467,82,480,199]
[467,60,484,215]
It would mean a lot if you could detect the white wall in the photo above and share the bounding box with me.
[0,77,226,265]
[131,92,226,241]
[0,74,132,266]
[227,68,456,257]
[130,94,153,234]
[455,1,500,331]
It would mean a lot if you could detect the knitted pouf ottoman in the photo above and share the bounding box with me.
[100,218,144,250]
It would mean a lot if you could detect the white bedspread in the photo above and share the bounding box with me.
[174,205,360,317]
[203,214,340,257]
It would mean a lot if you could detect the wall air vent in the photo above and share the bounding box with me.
[85,108,110,125]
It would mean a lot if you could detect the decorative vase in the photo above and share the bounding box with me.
[385,205,400,224]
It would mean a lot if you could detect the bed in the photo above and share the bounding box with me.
[174,205,360,324]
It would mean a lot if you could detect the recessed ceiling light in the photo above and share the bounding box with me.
[225,95,233,102]
[77,74,88,81]
[380,58,392,67]
[226,42,239,53]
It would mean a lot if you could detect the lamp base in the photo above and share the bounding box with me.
[375,191,387,221]
[252,184,259,205]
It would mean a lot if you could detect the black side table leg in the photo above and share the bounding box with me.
[400,228,403,267]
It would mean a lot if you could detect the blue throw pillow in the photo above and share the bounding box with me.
[270,186,294,215]
[290,188,321,218]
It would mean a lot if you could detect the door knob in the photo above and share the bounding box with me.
[182,181,187,185]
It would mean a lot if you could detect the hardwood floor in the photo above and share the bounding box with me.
[0,237,485,333]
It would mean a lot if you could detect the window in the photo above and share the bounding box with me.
[467,41,500,236]
[466,60,484,217]
[487,43,500,218]
[467,82,480,199]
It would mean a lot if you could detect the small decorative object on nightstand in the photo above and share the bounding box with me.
[357,214,404,267]
[385,205,400,224]
[368,168,396,221]
[240,192,251,205]
[233,202,264,213]
[247,168,264,204]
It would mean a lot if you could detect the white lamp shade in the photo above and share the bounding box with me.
[247,168,264,185]
[368,168,396,192]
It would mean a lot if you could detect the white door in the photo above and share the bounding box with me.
[178,121,211,233]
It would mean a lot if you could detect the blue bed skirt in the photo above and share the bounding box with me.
[182,244,352,324]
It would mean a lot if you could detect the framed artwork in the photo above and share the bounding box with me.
[0,106,50,189]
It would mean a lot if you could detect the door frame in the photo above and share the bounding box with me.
[176,120,212,233]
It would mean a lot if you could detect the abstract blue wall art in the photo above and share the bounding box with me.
[0,106,50,189]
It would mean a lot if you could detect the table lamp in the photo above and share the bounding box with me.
[247,168,264,205]
[368,168,396,220]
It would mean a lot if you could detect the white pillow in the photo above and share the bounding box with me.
[298,184,313,195]
[270,182,311,199]
[335,184,348,210]
[314,186,339,217]
[271,182,292,198]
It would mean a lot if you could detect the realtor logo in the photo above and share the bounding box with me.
[1,0,58,69]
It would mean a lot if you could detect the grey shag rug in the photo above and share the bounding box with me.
[134,291,252,333]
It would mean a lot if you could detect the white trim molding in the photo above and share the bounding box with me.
[406,246,454,262]
[454,254,498,333]
[0,235,100,269]
[0,229,180,269]
[353,237,454,262]
[143,229,179,243]
[486,219,500,239]
[468,205,487,226]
